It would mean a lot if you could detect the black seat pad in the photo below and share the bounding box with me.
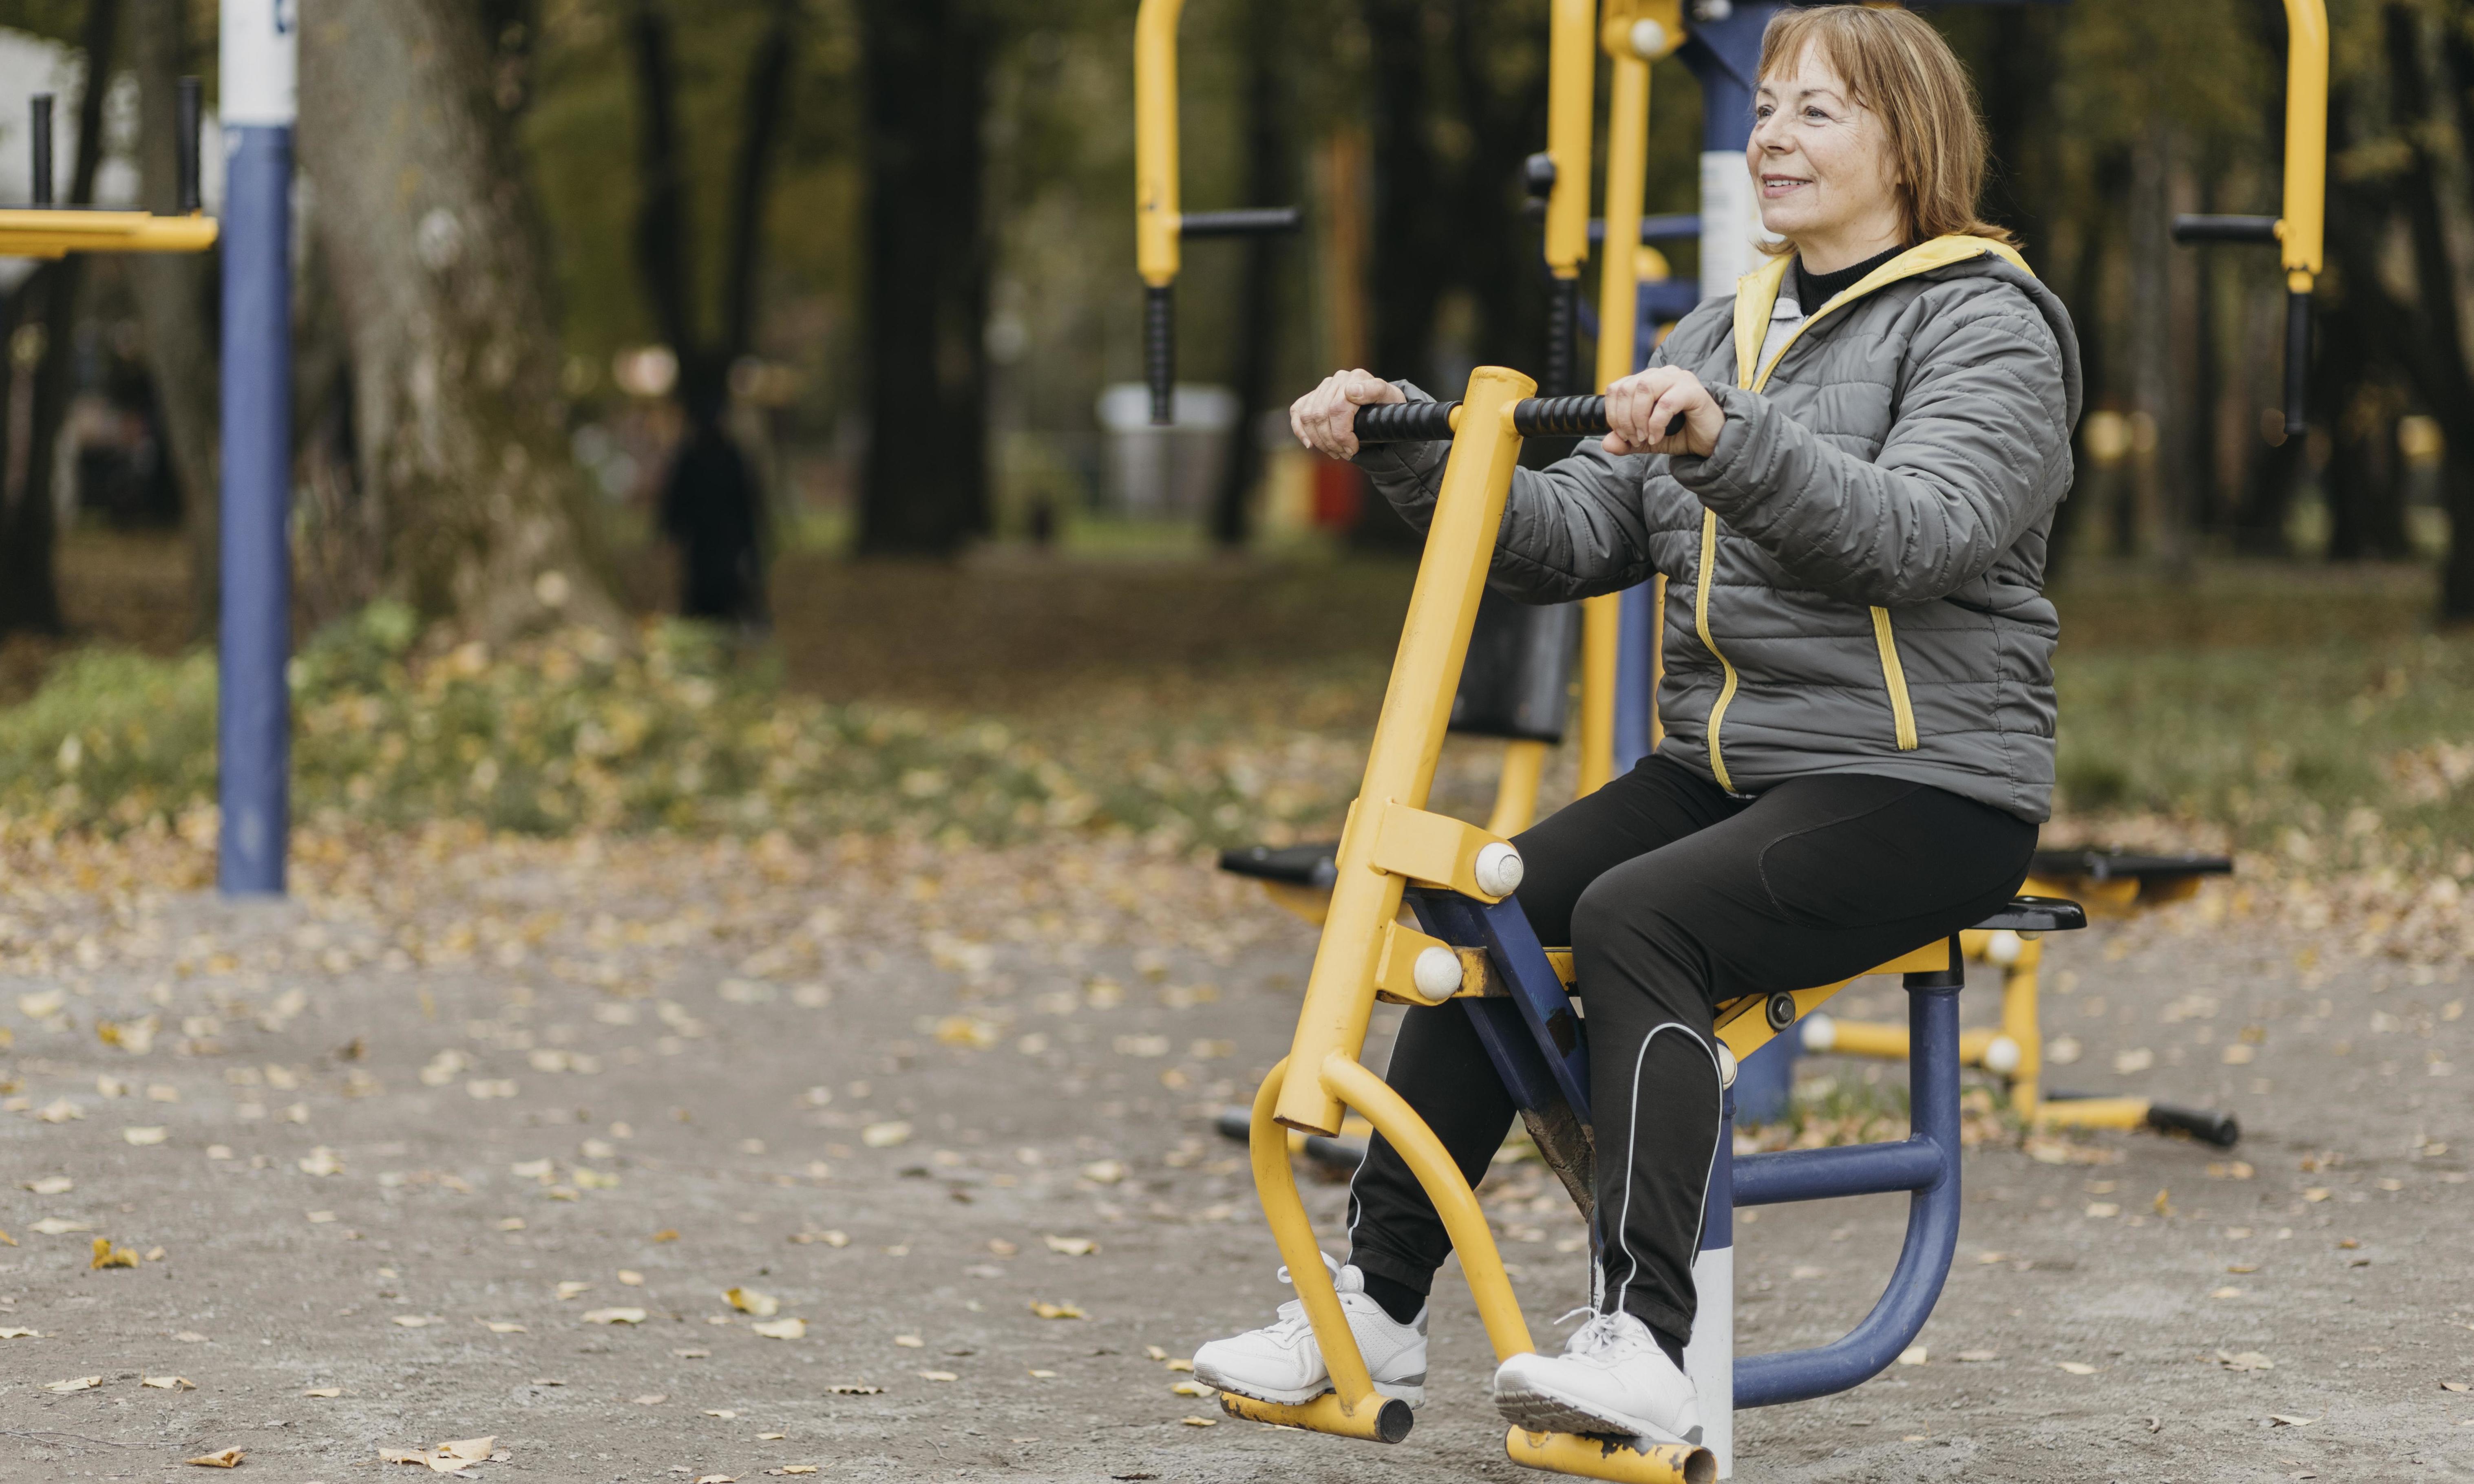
[1972,895,2087,933]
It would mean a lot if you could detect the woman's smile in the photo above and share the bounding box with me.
[1760,172,1814,200]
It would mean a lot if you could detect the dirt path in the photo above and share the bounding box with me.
[1,829,2468,1482]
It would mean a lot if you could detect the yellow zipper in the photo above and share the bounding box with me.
[1694,237,2020,772]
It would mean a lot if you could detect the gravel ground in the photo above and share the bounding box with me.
[1,827,2469,1483]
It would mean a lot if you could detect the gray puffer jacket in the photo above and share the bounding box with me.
[1358,237,2083,823]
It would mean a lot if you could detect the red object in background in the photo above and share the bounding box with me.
[1312,459,1366,532]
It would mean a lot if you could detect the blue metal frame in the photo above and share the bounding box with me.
[1416,887,1969,1412]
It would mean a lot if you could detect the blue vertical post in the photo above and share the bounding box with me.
[217,0,295,896]
[1679,2,1783,299]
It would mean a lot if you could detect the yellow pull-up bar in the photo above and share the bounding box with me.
[0,79,216,261]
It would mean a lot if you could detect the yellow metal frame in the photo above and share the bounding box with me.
[0,209,216,259]
[2278,0,2328,296]
[1133,0,1186,291]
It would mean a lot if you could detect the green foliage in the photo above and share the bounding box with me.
[0,603,1328,848]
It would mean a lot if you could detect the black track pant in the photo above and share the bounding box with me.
[1345,754,2037,1348]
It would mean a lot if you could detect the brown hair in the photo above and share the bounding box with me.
[1756,5,2015,249]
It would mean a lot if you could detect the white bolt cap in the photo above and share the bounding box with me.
[1714,1042,1739,1088]
[1798,1013,1838,1054]
[1984,1035,2022,1075]
[1412,946,1465,1002]
[1628,18,1668,57]
[1473,842,1525,897]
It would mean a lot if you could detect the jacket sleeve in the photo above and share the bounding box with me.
[1352,373,1666,605]
[1666,287,2072,607]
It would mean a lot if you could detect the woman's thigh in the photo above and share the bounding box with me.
[1569,772,2039,1010]
[1510,753,1743,947]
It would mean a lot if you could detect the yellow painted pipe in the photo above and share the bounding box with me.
[1133,0,1186,289]
[2279,0,2328,287]
[1275,366,1535,1135]
[1489,739,1553,837]
[1542,0,1597,282]
[1323,1053,1537,1364]
[1506,1427,1716,1484]
[2036,1096,2153,1133]
[1221,1388,1412,1443]
[1246,1059,1383,1413]
[1591,33,1652,394]
[1576,595,1621,795]
[0,209,216,259]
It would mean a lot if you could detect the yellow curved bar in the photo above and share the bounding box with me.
[2279,0,2328,286]
[1247,1059,1380,1411]
[1133,0,1186,288]
[1542,0,1597,280]
[1507,1426,1716,1484]
[1577,592,1620,796]
[0,209,217,260]
[1275,366,1535,1134]
[1489,738,1553,837]
[1321,1052,1537,1364]
[1220,1389,1411,1442]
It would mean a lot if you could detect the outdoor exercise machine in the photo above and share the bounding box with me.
[1133,0,1301,427]
[2171,0,2328,438]
[0,86,213,256]
[1798,849,2242,1145]
[1219,373,2085,1482]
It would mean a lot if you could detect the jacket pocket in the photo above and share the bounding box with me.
[1868,607,1920,751]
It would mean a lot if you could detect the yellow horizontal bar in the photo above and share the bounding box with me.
[1220,1388,1413,1442]
[1506,1427,1716,1484]
[2035,1096,2150,1132]
[0,209,217,258]
[1813,1017,1909,1062]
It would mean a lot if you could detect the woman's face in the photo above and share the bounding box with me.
[1747,50,1904,259]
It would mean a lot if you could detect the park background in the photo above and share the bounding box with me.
[0,4,2465,1480]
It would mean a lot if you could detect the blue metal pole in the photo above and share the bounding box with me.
[218,0,296,896]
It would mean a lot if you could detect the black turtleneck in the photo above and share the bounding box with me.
[1792,242,1910,314]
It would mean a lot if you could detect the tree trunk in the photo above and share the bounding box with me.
[856,0,991,557]
[130,0,221,640]
[297,0,622,639]
[1447,0,1546,378]
[1209,0,1291,551]
[0,0,119,640]
[1363,0,1446,388]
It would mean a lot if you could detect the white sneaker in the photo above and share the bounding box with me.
[1492,1310,1703,1445]
[1191,1256,1428,1407]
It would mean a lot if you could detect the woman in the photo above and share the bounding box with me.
[1192,5,2080,1447]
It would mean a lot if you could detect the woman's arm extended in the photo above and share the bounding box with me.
[1669,291,2072,607]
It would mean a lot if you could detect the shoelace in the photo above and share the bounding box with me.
[1264,1255,1356,1341]
[1552,1308,1652,1361]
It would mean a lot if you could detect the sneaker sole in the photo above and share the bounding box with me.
[1493,1380,1698,1447]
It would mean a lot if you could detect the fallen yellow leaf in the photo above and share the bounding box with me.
[90,1238,140,1270]
[751,1317,807,1340]
[918,1369,959,1382]
[142,1375,195,1390]
[298,1146,344,1177]
[556,1281,593,1299]
[861,1120,912,1148]
[781,1469,820,1476]
[1179,1416,1217,1427]
[0,1326,39,1338]
[482,1320,527,1334]
[45,1376,102,1393]
[31,1217,92,1235]
[1042,1235,1096,1256]
[185,1447,247,1468]
[303,1387,343,1397]
[726,1286,780,1317]
[26,1175,72,1194]
[1171,1380,1211,1396]
[582,1307,648,1325]
[2055,1361,2098,1375]
[124,1125,168,1146]
[391,1315,443,1327]
[1029,1300,1085,1320]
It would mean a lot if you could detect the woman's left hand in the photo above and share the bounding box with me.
[1602,367,1724,458]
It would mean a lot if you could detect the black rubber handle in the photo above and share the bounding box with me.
[1587,213,1706,246]
[1144,283,1174,427]
[2145,1103,2242,1149]
[176,77,202,214]
[31,94,52,207]
[1353,400,1462,444]
[1180,207,1302,238]
[2284,287,2311,439]
[2172,214,2281,245]
[1354,395,1683,445]
[1543,277,1580,398]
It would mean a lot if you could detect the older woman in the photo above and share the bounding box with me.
[1193,5,2081,1447]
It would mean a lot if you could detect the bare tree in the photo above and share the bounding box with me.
[298,0,622,639]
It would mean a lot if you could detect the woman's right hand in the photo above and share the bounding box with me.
[1290,369,1405,461]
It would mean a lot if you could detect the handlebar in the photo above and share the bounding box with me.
[1351,394,1687,445]
[1179,207,1301,238]
[1143,205,1303,424]
[176,77,202,215]
[2171,214,2281,245]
